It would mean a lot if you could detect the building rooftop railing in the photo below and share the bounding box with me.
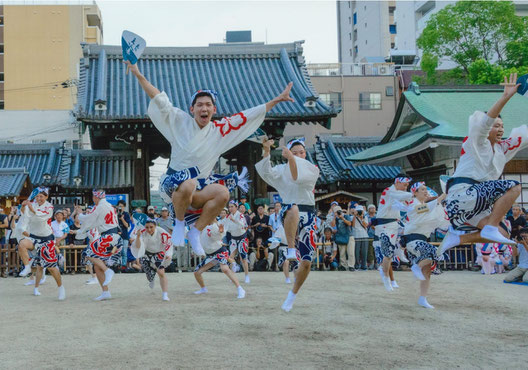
[307,63,419,77]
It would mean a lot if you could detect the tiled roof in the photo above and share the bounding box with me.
[0,142,134,190]
[76,42,339,127]
[0,168,30,197]
[347,86,528,163]
[313,136,401,183]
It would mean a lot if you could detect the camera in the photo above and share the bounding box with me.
[357,210,363,216]
[336,211,342,216]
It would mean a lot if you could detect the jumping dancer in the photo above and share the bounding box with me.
[126,61,294,257]
[222,200,250,284]
[255,137,319,312]
[439,73,527,255]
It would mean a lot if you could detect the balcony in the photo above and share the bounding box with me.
[85,26,102,44]
[306,63,396,77]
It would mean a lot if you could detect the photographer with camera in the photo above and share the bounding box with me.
[331,205,355,271]
[352,205,369,270]
[117,200,132,268]
[504,227,528,283]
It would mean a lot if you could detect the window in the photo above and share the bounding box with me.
[359,92,382,110]
[349,49,352,56]
[0,101,4,110]
[0,73,3,82]
[386,86,394,96]
[0,44,3,54]
[348,16,351,24]
[353,12,357,25]
[389,6,396,15]
[319,92,342,109]
[365,39,368,45]
[391,42,395,49]
[354,46,358,54]
[365,22,367,28]
[0,15,4,26]
[349,32,352,40]
[389,24,397,34]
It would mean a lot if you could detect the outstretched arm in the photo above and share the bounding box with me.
[282,146,298,181]
[266,82,294,112]
[487,73,520,118]
[125,61,161,99]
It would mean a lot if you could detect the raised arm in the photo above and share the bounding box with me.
[125,61,160,99]
[487,73,520,119]
[255,139,283,185]
[282,146,298,181]
[265,82,294,112]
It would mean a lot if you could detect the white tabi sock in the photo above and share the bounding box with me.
[94,291,111,301]
[244,274,250,284]
[103,268,114,286]
[281,290,297,312]
[285,277,292,284]
[237,286,246,299]
[58,286,66,301]
[411,264,426,281]
[162,292,170,301]
[19,264,33,277]
[391,280,399,288]
[418,296,434,309]
[172,219,186,246]
[437,231,461,257]
[33,287,41,296]
[188,226,205,256]
[480,225,515,245]
[194,287,208,295]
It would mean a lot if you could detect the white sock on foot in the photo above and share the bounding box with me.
[382,276,393,292]
[19,264,32,277]
[418,296,434,309]
[33,287,41,296]
[162,292,170,301]
[285,277,291,284]
[194,287,208,295]
[481,225,515,245]
[188,227,205,256]
[281,290,296,312]
[437,231,461,257]
[172,219,186,246]
[244,275,250,284]
[286,248,297,261]
[94,291,111,301]
[103,268,114,286]
[237,286,246,299]
[24,279,35,286]
[391,280,399,288]
[58,286,66,300]
[378,266,384,279]
[411,264,426,281]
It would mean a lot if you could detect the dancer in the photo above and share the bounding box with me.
[374,176,413,292]
[400,182,447,309]
[126,61,294,257]
[79,189,123,301]
[271,224,299,283]
[223,200,250,284]
[439,73,526,255]
[255,137,319,312]
[130,219,173,301]
[17,187,65,300]
[193,221,245,299]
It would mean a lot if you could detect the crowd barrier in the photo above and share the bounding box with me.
[0,241,521,277]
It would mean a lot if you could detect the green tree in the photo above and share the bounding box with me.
[417,1,527,73]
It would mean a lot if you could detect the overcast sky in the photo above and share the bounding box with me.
[96,0,339,64]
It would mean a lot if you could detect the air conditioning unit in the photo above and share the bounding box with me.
[379,66,388,75]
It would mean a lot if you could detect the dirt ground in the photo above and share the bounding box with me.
[0,270,526,369]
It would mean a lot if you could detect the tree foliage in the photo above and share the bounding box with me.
[417,1,527,73]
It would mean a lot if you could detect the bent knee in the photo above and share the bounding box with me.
[177,179,197,195]
[510,184,522,195]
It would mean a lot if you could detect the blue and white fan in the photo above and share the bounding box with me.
[122,30,146,65]
[517,74,528,98]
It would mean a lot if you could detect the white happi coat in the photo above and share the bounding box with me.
[401,198,450,237]
[200,223,226,255]
[78,199,119,235]
[20,201,54,237]
[255,155,319,206]
[148,92,267,179]
[221,211,247,237]
[453,111,528,182]
[130,226,173,260]
[376,185,413,220]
